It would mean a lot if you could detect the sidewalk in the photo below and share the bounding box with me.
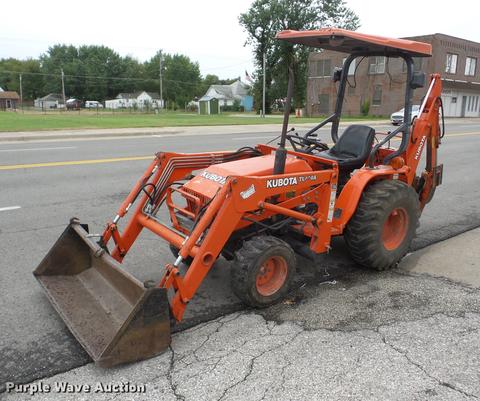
[0,120,389,142]
[3,228,480,400]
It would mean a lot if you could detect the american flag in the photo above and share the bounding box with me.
[245,70,255,84]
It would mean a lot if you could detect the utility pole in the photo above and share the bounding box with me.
[61,69,66,111]
[262,51,266,118]
[159,50,164,110]
[19,74,23,112]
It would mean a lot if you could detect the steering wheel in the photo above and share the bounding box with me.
[286,131,329,154]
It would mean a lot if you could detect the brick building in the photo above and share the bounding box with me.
[306,33,480,117]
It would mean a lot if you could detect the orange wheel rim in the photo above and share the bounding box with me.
[255,256,288,296]
[382,207,408,250]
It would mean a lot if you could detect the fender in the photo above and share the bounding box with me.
[332,166,410,233]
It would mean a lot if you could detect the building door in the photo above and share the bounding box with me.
[318,94,330,115]
[461,96,467,117]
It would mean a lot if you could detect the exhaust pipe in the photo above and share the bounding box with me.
[33,220,171,367]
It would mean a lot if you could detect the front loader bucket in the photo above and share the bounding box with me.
[33,221,171,367]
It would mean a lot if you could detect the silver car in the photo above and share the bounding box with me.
[390,105,420,125]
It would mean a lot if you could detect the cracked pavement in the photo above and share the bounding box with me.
[3,229,480,401]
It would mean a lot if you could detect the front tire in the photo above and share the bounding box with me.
[344,180,419,270]
[231,236,296,308]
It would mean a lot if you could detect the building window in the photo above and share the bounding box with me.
[465,57,477,76]
[445,53,458,74]
[368,56,385,74]
[451,97,457,103]
[467,95,479,112]
[310,59,332,77]
[402,57,423,72]
[372,85,382,106]
[342,58,356,75]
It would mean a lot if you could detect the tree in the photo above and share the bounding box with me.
[118,56,146,94]
[0,58,43,100]
[77,45,124,100]
[200,74,221,95]
[145,52,202,109]
[38,45,147,101]
[199,74,240,96]
[239,0,360,111]
[40,45,80,97]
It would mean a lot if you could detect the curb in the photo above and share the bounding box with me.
[0,121,391,143]
[0,130,181,142]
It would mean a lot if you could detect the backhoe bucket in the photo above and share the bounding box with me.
[33,221,171,367]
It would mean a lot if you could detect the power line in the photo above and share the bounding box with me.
[0,69,206,87]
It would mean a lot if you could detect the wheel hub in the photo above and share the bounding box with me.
[256,256,288,296]
[382,207,409,251]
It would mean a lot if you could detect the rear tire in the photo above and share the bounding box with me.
[344,180,419,271]
[231,236,296,308]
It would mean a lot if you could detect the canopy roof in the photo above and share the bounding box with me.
[276,28,432,57]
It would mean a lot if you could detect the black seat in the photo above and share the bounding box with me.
[317,124,376,170]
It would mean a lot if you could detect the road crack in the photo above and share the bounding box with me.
[216,319,304,401]
[377,330,479,400]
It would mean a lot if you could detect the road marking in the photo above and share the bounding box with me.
[0,130,478,171]
[0,146,76,153]
[0,156,153,171]
[0,206,21,212]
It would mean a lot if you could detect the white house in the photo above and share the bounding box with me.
[34,93,65,109]
[105,91,164,109]
[203,80,253,111]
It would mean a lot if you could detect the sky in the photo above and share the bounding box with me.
[1,0,479,79]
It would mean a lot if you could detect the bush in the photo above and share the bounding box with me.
[360,99,370,116]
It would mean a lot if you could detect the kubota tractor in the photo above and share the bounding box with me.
[34,28,444,367]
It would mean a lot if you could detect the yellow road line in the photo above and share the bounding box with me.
[0,155,153,171]
[0,131,479,171]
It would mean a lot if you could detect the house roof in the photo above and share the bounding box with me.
[117,92,136,99]
[0,91,20,100]
[205,80,250,101]
[199,95,218,102]
[146,92,161,100]
[116,91,161,100]
[38,93,64,102]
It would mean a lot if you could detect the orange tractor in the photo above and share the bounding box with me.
[34,28,444,367]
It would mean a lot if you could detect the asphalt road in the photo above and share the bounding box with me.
[1,119,479,390]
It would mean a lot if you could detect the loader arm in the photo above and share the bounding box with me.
[101,150,255,261]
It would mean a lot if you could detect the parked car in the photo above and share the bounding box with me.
[85,100,104,109]
[66,98,82,110]
[390,105,420,125]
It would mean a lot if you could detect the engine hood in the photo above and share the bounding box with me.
[182,153,312,199]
